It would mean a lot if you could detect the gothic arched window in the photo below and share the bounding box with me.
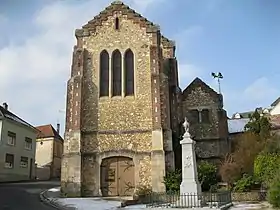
[124,49,134,96]
[112,50,122,96]
[99,50,109,97]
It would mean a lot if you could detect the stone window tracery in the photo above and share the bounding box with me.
[100,50,109,97]
[188,109,211,124]
[124,49,134,96]
[112,49,122,96]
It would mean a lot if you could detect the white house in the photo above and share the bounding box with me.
[0,103,37,182]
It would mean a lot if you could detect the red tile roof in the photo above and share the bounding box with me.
[36,124,63,140]
[270,114,280,129]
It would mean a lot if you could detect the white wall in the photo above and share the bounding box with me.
[271,103,280,115]
[35,138,53,167]
[0,119,37,182]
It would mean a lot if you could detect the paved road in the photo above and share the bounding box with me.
[0,181,60,210]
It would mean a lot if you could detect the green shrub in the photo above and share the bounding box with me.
[254,152,280,185]
[267,173,280,208]
[233,174,255,192]
[164,161,218,193]
[163,169,182,192]
[198,161,218,191]
[135,185,152,196]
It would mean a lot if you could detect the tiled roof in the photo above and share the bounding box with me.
[270,114,280,129]
[228,118,250,134]
[36,124,63,141]
[0,105,36,130]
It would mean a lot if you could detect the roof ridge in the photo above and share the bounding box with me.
[76,1,175,48]
[0,105,36,131]
[182,77,218,96]
[36,124,63,140]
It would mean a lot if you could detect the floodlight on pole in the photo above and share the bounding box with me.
[211,72,223,94]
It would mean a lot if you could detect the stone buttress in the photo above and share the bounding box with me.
[61,1,179,196]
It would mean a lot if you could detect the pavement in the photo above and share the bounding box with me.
[40,187,232,210]
[0,180,60,210]
[1,182,271,210]
[40,187,123,210]
[230,202,274,210]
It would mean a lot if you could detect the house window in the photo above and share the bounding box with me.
[99,50,109,97]
[7,131,16,146]
[25,137,32,150]
[20,156,28,168]
[201,109,210,123]
[124,49,134,96]
[115,17,119,30]
[5,154,14,168]
[112,49,122,96]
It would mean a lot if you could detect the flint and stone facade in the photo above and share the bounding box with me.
[181,78,229,164]
[61,1,230,197]
[61,1,181,197]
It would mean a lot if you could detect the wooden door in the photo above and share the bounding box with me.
[118,157,135,196]
[100,158,118,196]
[100,157,135,196]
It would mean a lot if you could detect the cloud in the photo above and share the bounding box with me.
[175,26,204,89]
[178,63,203,89]
[0,0,167,135]
[205,0,224,12]
[222,77,278,116]
[131,0,166,12]
[174,25,203,48]
[0,14,7,26]
[243,77,278,103]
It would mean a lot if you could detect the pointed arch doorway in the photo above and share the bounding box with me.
[100,156,135,196]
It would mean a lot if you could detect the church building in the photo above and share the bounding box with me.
[61,1,182,197]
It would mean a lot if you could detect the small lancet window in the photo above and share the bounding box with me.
[115,17,119,30]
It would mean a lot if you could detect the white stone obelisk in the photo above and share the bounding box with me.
[180,117,201,206]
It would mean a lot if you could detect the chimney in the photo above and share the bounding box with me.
[2,102,8,110]
[57,123,60,135]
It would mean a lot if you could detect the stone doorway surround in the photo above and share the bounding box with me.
[95,150,144,196]
[100,156,135,196]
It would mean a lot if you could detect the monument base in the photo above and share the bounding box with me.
[180,180,202,207]
[180,179,201,194]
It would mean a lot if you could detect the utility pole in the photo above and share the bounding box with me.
[211,72,223,94]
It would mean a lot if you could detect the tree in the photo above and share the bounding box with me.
[262,134,280,154]
[219,154,241,187]
[197,161,218,191]
[232,132,264,175]
[244,109,271,140]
